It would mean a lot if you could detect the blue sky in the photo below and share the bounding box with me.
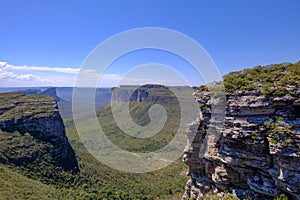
[1,0,299,87]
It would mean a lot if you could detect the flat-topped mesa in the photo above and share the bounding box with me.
[183,89,300,200]
[0,92,78,172]
[112,85,149,102]
[111,84,195,103]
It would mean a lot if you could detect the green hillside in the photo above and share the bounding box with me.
[0,95,188,200]
[65,118,187,199]
[0,115,187,200]
[223,61,300,96]
[97,101,181,153]
[1,61,299,199]
[0,164,59,200]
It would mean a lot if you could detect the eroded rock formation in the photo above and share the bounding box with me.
[183,89,300,199]
[0,92,78,172]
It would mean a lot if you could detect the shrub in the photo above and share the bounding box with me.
[274,193,289,200]
[222,61,300,96]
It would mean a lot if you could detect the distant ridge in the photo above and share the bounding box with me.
[18,87,65,102]
[39,87,64,102]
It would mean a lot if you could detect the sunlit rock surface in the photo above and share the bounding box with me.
[183,89,300,200]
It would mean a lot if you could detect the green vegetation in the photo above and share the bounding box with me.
[0,129,78,188]
[223,61,300,96]
[0,114,188,199]
[270,138,278,144]
[0,88,189,199]
[98,101,180,152]
[251,130,260,140]
[1,58,298,199]
[0,130,52,165]
[263,119,295,145]
[198,85,209,92]
[51,115,188,199]
[274,193,289,200]
[0,92,57,120]
[0,164,59,200]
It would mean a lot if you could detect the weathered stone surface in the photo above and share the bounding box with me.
[183,89,300,200]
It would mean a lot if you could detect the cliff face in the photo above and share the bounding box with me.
[0,92,78,172]
[112,86,149,102]
[111,84,189,103]
[183,89,300,199]
[111,85,162,102]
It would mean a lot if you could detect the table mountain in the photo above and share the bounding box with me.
[0,92,78,172]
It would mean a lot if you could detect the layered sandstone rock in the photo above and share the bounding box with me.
[183,89,300,200]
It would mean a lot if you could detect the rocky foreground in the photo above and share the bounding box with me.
[183,88,300,199]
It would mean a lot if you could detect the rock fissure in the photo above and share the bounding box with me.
[183,89,300,200]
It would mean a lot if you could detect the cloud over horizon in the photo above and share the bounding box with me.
[0,61,80,87]
[0,61,193,87]
[0,61,80,74]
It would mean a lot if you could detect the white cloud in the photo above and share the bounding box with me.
[0,61,79,87]
[0,61,124,87]
[0,61,191,87]
[0,61,80,74]
[0,68,46,83]
[17,74,40,81]
[0,71,76,87]
[0,69,15,79]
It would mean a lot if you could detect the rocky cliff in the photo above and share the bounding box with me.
[183,90,299,199]
[111,84,190,103]
[0,92,78,172]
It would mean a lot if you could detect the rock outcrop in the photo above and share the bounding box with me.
[0,92,78,172]
[112,85,149,102]
[111,84,190,103]
[183,89,300,199]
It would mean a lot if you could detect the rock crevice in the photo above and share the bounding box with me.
[183,90,300,200]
